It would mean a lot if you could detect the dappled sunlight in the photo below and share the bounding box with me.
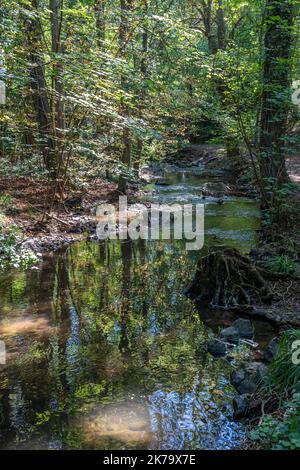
[0,316,54,337]
[76,401,153,448]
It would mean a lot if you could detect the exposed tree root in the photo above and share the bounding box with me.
[185,247,300,329]
[185,248,273,309]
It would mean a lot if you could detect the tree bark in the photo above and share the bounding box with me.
[24,0,57,178]
[118,0,133,194]
[259,0,294,201]
[50,0,65,136]
[216,0,226,51]
[199,0,239,158]
[135,0,149,170]
[94,0,106,45]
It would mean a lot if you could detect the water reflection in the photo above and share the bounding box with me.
[141,172,260,252]
[0,170,260,450]
[149,386,242,450]
[76,401,152,449]
[0,238,245,449]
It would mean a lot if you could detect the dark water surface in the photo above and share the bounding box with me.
[0,170,263,450]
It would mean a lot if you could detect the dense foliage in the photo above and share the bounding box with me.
[1,1,299,193]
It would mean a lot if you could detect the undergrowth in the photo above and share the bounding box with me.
[0,226,40,270]
[251,330,300,450]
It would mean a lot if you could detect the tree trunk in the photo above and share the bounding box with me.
[94,0,106,44]
[118,0,133,194]
[200,0,239,159]
[200,0,217,54]
[135,0,148,170]
[50,0,66,197]
[216,0,226,51]
[50,0,65,135]
[259,0,294,202]
[23,0,57,179]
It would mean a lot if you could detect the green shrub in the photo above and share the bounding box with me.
[251,393,300,450]
[263,330,300,396]
[0,227,40,270]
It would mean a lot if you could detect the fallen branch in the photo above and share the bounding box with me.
[34,208,71,227]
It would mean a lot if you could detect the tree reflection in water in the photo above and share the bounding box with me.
[0,238,244,449]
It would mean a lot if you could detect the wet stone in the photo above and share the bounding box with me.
[245,362,268,380]
[231,362,266,395]
[220,327,239,345]
[233,394,252,419]
[207,339,226,358]
[264,337,279,363]
[231,369,246,389]
[236,377,257,395]
[232,319,254,339]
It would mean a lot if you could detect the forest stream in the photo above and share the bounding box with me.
[0,168,276,450]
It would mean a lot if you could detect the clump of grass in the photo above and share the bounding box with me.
[251,330,300,450]
[262,330,300,396]
[266,254,298,274]
[0,194,13,208]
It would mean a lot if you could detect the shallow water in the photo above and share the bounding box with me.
[0,169,262,450]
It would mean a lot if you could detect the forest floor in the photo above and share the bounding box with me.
[0,176,139,252]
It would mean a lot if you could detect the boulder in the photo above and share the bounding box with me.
[233,319,254,339]
[231,362,267,395]
[220,326,239,345]
[233,394,262,419]
[207,339,226,358]
[263,337,279,363]
[202,182,227,197]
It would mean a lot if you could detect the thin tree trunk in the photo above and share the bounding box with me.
[200,0,239,158]
[135,0,148,170]
[50,0,65,196]
[216,0,226,51]
[50,0,65,135]
[94,0,106,45]
[200,0,217,54]
[118,0,133,194]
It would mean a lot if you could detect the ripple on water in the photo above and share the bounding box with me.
[148,388,244,450]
